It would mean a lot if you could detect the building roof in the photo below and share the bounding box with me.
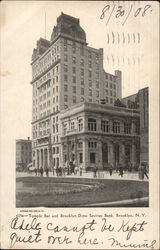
[16,138,31,143]
[60,102,140,119]
[50,12,86,43]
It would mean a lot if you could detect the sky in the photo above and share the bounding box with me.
[0,0,159,144]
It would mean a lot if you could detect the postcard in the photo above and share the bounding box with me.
[0,1,159,249]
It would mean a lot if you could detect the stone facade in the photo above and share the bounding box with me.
[60,102,140,170]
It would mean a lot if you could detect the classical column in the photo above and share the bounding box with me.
[39,149,41,168]
[47,148,50,168]
[108,141,114,166]
[83,139,88,170]
[120,120,124,134]
[34,150,36,168]
[43,149,46,169]
[37,149,39,169]
[75,138,78,164]
[41,149,43,168]
[120,143,125,165]
[131,143,137,168]
[67,138,69,162]
[109,120,113,133]
[45,149,48,168]
[61,143,64,167]
[97,139,103,169]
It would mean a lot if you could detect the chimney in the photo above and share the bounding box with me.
[27,137,30,140]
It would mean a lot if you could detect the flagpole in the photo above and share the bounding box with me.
[45,12,46,39]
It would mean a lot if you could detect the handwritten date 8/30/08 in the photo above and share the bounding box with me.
[100,4,152,26]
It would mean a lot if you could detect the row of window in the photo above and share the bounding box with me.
[63,119,83,135]
[39,109,51,119]
[106,90,116,97]
[63,152,94,165]
[63,68,98,79]
[63,119,136,135]
[38,129,50,136]
[53,96,59,104]
[33,45,60,79]
[105,73,116,82]
[88,119,133,134]
[53,124,59,133]
[33,59,51,79]
[53,146,59,154]
[63,58,99,70]
[18,145,31,150]
[64,78,99,89]
[39,100,51,110]
[39,91,51,102]
[53,106,59,113]
[63,39,99,61]
[64,95,77,103]
[63,90,100,103]
[39,120,50,128]
[106,82,116,89]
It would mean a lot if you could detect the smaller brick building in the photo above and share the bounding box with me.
[122,87,149,164]
[16,137,32,169]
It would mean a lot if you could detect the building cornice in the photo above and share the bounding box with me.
[60,102,140,120]
[31,111,60,124]
[30,59,60,84]
[61,132,140,140]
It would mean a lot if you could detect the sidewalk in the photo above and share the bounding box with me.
[16,170,149,182]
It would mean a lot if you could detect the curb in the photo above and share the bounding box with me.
[82,197,149,207]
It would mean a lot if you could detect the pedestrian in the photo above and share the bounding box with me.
[52,167,55,176]
[141,162,149,179]
[109,164,113,176]
[143,164,149,179]
[40,167,43,177]
[119,164,124,177]
[62,166,65,176]
[56,166,59,176]
[80,165,82,176]
[37,168,40,177]
[45,167,49,177]
[34,168,37,176]
[128,162,132,172]
[59,166,62,176]
[138,163,144,180]
[93,166,98,178]
[74,166,78,175]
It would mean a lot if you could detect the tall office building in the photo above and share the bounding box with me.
[31,13,122,169]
